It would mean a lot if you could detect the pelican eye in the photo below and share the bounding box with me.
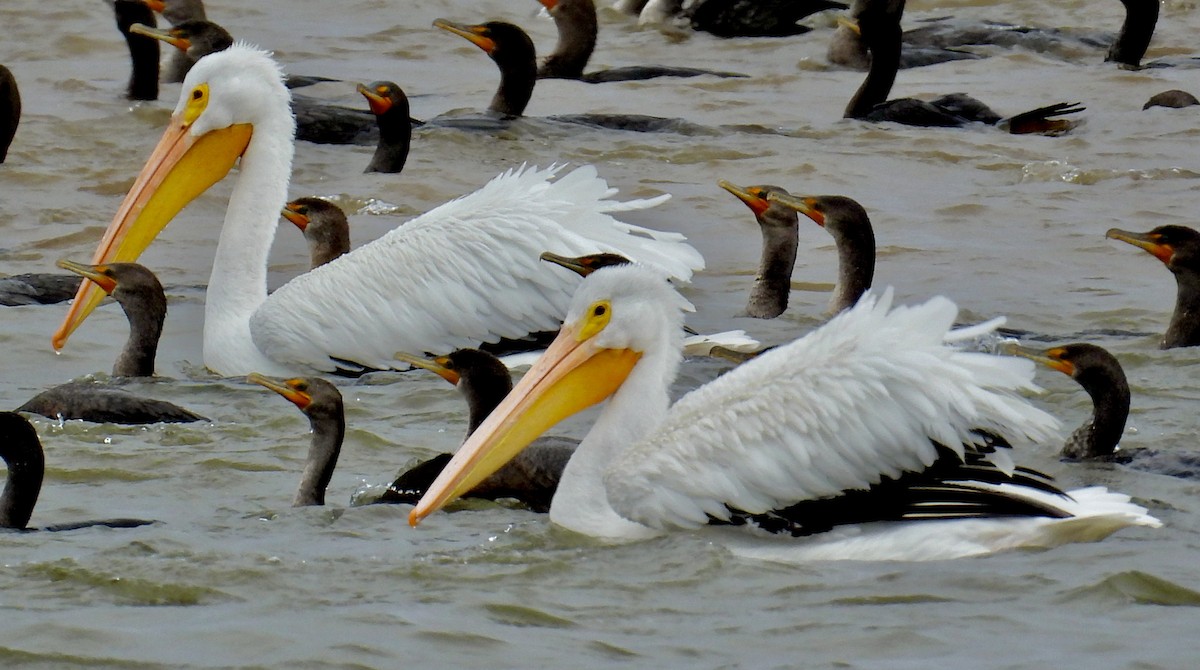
[577,300,613,341]
[183,83,210,124]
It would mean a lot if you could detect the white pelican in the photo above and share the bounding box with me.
[409,265,1160,561]
[52,44,704,377]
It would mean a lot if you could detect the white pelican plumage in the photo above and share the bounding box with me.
[52,44,704,377]
[410,265,1160,561]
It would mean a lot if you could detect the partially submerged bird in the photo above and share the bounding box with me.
[142,0,209,82]
[718,181,800,319]
[768,190,875,316]
[409,265,1158,561]
[131,17,371,142]
[0,411,155,531]
[1008,343,1200,478]
[281,198,351,269]
[897,0,1158,69]
[535,0,747,82]
[20,261,206,424]
[844,0,1083,134]
[357,81,412,174]
[130,19,232,83]
[53,44,704,377]
[382,349,574,512]
[435,18,717,133]
[1143,90,1199,110]
[0,272,80,306]
[114,0,159,101]
[435,19,537,118]
[249,374,344,506]
[619,0,848,37]
[1008,343,1130,461]
[0,64,19,163]
[827,10,982,70]
[1106,226,1200,349]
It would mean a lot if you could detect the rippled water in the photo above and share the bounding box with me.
[2,0,1200,666]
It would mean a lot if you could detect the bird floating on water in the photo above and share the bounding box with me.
[356,81,412,174]
[0,411,155,531]
[536,0,747,82]
[1106,226,1200,349]
[281,198,351,270]
[53,44,704,377]
[1008,342,1200,478]
[381,349,575,512]
[409,265,1159,561]
[844,0,1084,134]
[20,261,207,424]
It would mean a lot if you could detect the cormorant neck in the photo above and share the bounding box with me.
[462,378,510,435]
[1063,365,1130,459]
[845,20,901,118]
[0,417,44,530]
[490,55,537,117]
[828,222,875,315]
[294,407,345,507]
[365,102,412,174]
[1106,0,1159,68]
[113,289,166,377]
[745,221,798,319]
[539,2,598,79]
[1164,269,1200,348]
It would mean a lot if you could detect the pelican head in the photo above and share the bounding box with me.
[409,265,687,525]
[54,44,293,351]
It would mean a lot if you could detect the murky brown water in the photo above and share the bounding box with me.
[2,0,1199,666]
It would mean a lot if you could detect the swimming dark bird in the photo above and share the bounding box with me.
[1008,344,1129,461]
[1143,90,1199,110]
[538,251,633,276]
[0,64,19,163]
[0,411,155,531]
[132,17,374,143]
[18,261,206,424]
[114,0,159,101]
[1008,343,1200,478]
[281,198,351,269]
[436,19,536,118]
[249,374,345,506]
[535,0,747,82]
[844,0,1083,134]
[130,19,232,83]
[618,0,848,37]
[382,349,574,512]
[718,181,799,319]
[435,18,723,133]
[895,0,1158,69]
[1106,225,1200,349]
[0,272,81,306]
[768,191,875,315]
[141,0,208,82]
[827,12,982,70]
[686,0,848,37]
[357,81,412,174]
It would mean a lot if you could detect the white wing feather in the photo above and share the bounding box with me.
[604,289,1062,530]
[250,165,704,371]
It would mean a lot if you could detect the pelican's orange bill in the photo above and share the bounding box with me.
[52,104,252,351]
[408,324,640,526]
